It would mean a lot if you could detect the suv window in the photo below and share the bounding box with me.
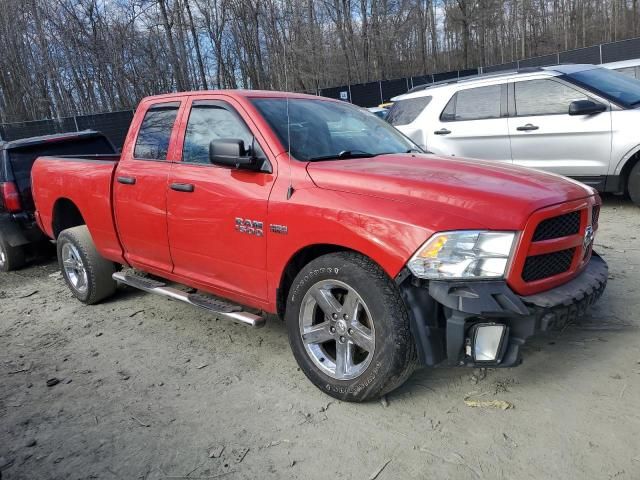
[182,103,255,164]
[515,79,588,116]
[441,85,501,121]
[133,103,180,160]
[386,96,432,126]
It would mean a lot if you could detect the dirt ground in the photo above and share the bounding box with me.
[1,195,639,480]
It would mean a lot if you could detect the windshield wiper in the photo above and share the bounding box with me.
[308,150,375,161]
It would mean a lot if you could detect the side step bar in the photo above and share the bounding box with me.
[112,272,265,328]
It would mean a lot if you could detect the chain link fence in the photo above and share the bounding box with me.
[2,36,640,147]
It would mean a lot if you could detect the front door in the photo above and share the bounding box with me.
[113,101,182,272]
[166,97,276,302]
[428,83,512,163]
[508,78,612,178]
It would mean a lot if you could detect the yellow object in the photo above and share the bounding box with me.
[379,102,394,109]
[418,235,448,258]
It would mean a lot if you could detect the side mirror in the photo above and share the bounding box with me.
[569,100,607,116]
[209,139,256,169]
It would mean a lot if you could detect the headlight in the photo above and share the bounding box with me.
[407,231,516,279]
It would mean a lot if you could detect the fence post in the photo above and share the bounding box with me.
[378,81,383,104]
[599,43,603,64]
[73,115,80,132]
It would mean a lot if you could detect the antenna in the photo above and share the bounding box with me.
[284,10,294,200]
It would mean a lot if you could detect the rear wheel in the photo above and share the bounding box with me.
[0,232,25,272]
[628,161,640,207]
[57,226,117,304]
[286,252,416,402]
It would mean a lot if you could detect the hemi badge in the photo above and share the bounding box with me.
[270,224,288,234]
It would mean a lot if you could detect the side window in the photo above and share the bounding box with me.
[386,96,432,126]
[616,67,637,79]
[515,79,588,116]
[440,85,501,121]
[134,103,179,160]
[182,103,254,164]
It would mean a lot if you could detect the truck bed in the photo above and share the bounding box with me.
[31,155,124,264]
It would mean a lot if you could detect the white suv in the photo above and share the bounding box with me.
[389,64,640,205]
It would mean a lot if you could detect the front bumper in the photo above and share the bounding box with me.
[399,253,608,368]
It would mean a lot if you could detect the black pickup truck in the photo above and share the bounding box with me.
[0,131,116,271]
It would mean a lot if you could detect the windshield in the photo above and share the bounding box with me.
[251,98,421,161]
[566,67,640,107]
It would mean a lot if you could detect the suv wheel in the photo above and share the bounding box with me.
[628,161,640,207]
[285,252,416,402]
[57,226,117,304]
[0,232,25,272]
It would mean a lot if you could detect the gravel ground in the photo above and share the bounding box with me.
[1,195,639,480]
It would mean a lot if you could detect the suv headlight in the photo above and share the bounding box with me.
[407,231,516,279]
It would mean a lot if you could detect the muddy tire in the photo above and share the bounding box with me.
[628,161,640,207]
[285,252,416,402]
[57,226,117,304]
[0,231,25,272]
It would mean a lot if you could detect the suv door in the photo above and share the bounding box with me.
[166,97,275,303]
[508,78,612,179]
[428,84,512,162]
[113,101,182,272]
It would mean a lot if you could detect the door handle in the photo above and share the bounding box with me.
[434,128,451,135]
[117,176,136,185]
[170,183,195,193]
[516,124,539,131]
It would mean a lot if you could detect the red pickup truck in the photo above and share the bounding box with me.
[32,90,608,401]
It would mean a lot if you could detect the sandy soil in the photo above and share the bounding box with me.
[1,195,639,480]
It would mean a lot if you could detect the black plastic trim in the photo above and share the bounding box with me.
[398,253,608,368]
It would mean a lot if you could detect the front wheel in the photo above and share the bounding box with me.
[285,252,416,402]
[628,161,640,207]
[57,226,117,304]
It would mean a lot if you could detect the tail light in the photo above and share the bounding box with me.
[1,182,22,212]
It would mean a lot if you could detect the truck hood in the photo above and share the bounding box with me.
[306,154,595,230]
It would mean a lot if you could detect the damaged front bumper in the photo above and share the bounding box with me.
[399,253,608,368]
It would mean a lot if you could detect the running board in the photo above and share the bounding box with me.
[112,272,265,328]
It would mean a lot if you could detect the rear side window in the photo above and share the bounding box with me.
[134,103,180,160]
[182,103,254,164]
[386,96,432,126]
[515,79,588,116]
[615,67,638,79]
[441,85,502,121]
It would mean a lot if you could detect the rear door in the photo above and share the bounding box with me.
[113,101,182,272]
[166,96,276,302]
[427,83,512,162]
[508,78,612,178]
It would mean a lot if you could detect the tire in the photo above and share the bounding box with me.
[0,231,25,272]
[57,225,117,304]
[628,161,640,207]
[285,252,416,402]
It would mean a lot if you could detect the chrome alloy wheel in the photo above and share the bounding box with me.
[62,243,88,294]
[0,243,6,269]
[299,279,375,380]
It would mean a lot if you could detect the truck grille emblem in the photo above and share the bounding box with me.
[583,225,594,251]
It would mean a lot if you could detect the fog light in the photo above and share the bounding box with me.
[472,324,507,362]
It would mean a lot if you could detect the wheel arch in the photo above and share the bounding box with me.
[277,244,365,319]
[52,198,86,239]
[620,150,640,194]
